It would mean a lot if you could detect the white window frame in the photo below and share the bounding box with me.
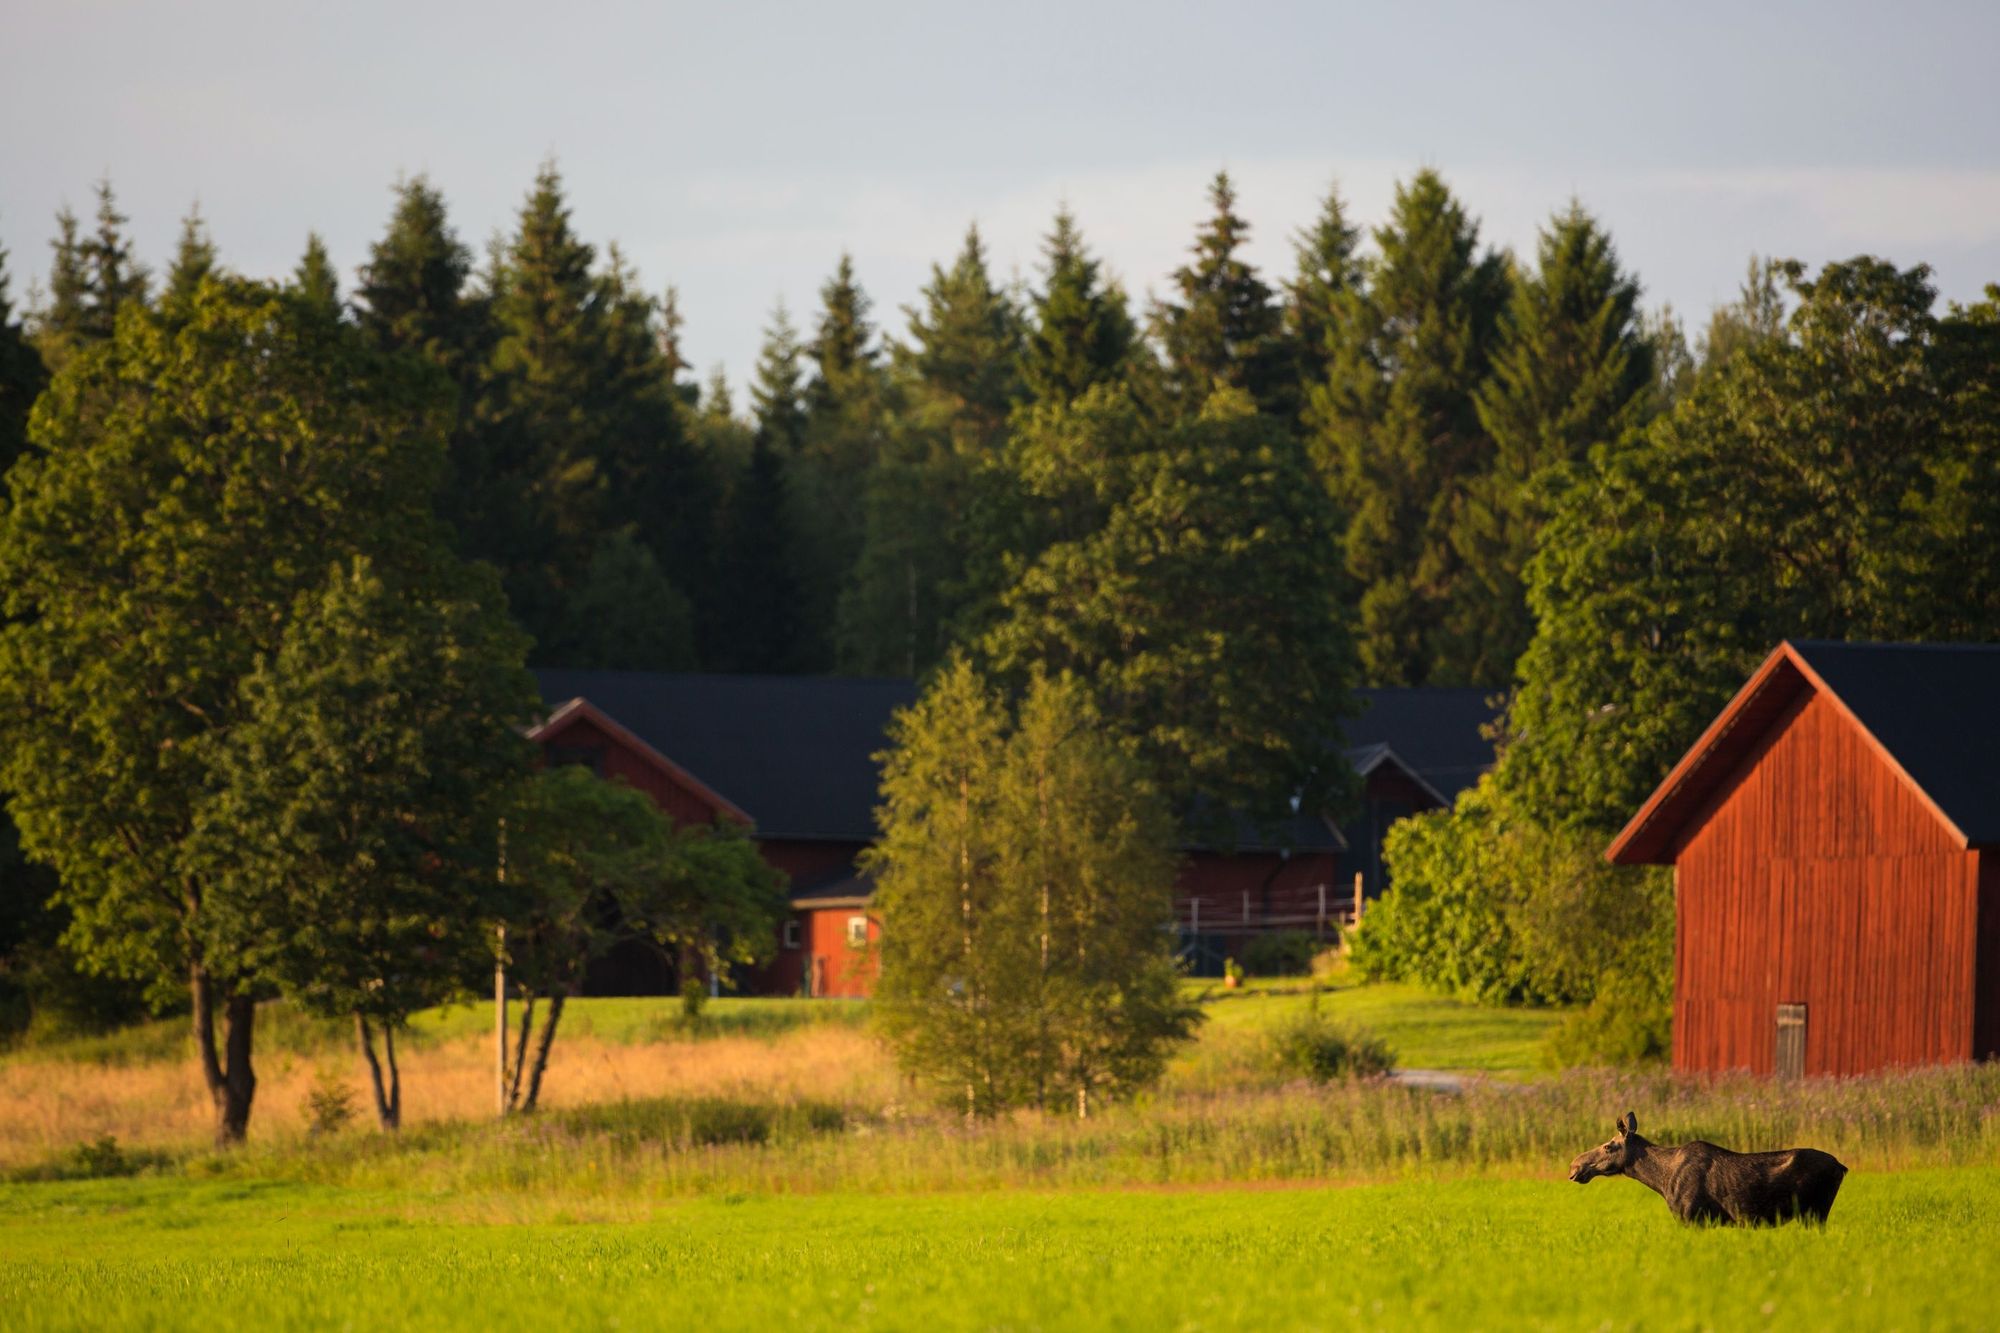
[846,915,869,948]
[782,918,802,950]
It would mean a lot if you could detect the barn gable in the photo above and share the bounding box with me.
[1608,640,2000,865]
[1602,638,2000,1075]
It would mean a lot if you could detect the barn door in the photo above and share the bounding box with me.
[1775,1003,1807,1079]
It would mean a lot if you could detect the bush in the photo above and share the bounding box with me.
[305,1067,359,1137]
[1266,1004,1395,1083]
[1243,931,1318,978]
[1543,972,1672,1069]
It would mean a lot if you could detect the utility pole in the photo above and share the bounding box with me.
[1352,870,1364,927]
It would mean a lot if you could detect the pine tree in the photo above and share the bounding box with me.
[1440,204,1654,683]
[1152,172,1288,419]
[293,233,340,314]
[162,206,218,313]
[1282,182,1362,411]
[897,225,1022,453]
[1019,208,1137,408]
[836,229,1021,675]
[79,180,148,342]
[1309,170,1509,686]
[40,209,89,360]
[705,308,807,671]
[658,284,698,413]
[0,236,49,475]
[748,303,807,456]
[355,177,487,372]
[793,254,890,670]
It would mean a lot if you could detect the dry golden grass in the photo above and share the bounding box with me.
[0,1024,901,1168]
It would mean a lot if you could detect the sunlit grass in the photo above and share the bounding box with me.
[3,1168,1996,1330]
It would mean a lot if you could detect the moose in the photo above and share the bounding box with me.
[1567,1112,1847,1226]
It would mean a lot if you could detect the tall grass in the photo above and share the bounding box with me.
[18,1062,1997,1197]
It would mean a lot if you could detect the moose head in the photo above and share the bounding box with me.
[1568,1111,1645,1183]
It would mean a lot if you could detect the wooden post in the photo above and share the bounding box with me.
[1352,870,1364,927]
[1242,890,1249,926]
[1317,883,1326,939]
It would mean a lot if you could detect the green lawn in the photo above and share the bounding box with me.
[1179,981,1563,1076]
[1,1168,1990,1330]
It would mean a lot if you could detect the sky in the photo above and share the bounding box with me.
[4,0,1998,400]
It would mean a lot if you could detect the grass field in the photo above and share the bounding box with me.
[2,1168,1993,1330]
[0,983,1556,1168]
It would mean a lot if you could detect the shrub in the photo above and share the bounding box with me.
[1543,971,1672,1069]
[1244,931,1318,977]
[305,1067,359,1137]
[1266,1005,1395,1082]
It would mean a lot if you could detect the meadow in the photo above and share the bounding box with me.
[5,985,1998,1330]
[3,1169,1995,1330]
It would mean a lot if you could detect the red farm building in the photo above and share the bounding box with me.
[1607,640,2000,1077]
[528,671,1497,997]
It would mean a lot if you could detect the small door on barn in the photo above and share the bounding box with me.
[1775,1003,1807,1078]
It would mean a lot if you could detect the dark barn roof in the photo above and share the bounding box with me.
[1344,687,1501,803]
[532,671,1502,849]
[1608,640,2000,863]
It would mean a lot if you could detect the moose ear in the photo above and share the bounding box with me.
[1621,1111,1637,1136]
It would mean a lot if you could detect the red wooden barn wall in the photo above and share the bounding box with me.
[1673,689,1983,1075]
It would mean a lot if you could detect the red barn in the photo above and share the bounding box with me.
[1607,640,2000,1076]
[529,671,1496,996]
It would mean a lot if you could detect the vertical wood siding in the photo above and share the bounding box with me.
[1674,690,1980,1075]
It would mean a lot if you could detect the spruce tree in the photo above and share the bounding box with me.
[40,209,89,361]
[1152,172,1288,419]
[1440,204,1653,683]
[0,237,48,476]
[1283,182,1362,411]
[355,177,486,372]
[897,225,1022,452]
[479,164,709,664]
[1309,169,1508,685]
[293,233,340,314]
[836,229,1021,674]
[1019,208,1137,408]
[706,308,807,671]
[162,206,218,313]
[793,254,890,670]
[79,180,148,342]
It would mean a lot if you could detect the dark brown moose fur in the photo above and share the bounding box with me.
[1567,1111,1847,1226]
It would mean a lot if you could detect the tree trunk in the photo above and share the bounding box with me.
[522,989,566,1113]
[505,993,535,1113]
[356,1015,402,1131]
[191,964,256,1146]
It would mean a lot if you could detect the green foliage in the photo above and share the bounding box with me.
[868,661,1197,1114]
[472,163,714,664]
[980,387,1358,835]
[706,308,806,671]
[292,233,340,314]
[161,207,218,314]
[1281,181,1363,415]
[1445,204,1654,682]
[835,230,1020,675]
[541,530,697,671]
[0,273,465,1135]
[198,554,535,1031]
[1356,781,1671,1007]
[1264,1001,1395,1082]
[1309,169,1509,686]
[305,1068,360,1138]
[1498,257,2000,832]
[1019,209,1139,408]
[1152,172,1289,419]
[0,235,48,501]
[1543,970,1673,1070]
[790,253,890,669]
[1242,931,1318,978]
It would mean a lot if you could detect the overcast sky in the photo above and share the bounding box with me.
[5,0,1997,399]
